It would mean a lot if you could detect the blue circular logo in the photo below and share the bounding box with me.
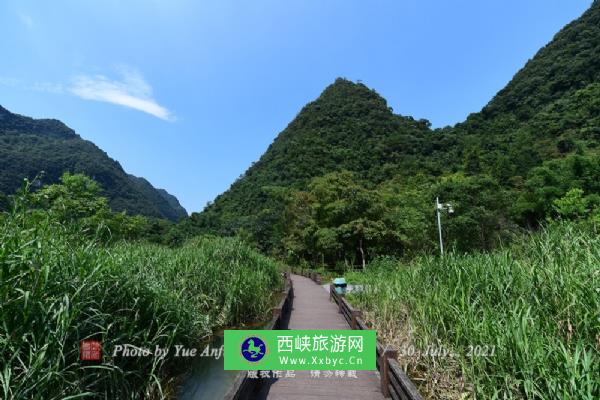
[241,336,266,362]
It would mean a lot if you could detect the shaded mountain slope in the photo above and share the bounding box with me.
[188,1,600,250]
[192,78,436,235]
[0,106,187,221]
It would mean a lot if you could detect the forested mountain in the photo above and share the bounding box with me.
[184,1,600,264]
[0,105,187,221]
[448,0,600,179]
[193,78,433,227]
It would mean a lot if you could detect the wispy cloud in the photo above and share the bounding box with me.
[0,77,21,87]
[0,66,172,121]
[18,12,34,29]
[69,67,174,121]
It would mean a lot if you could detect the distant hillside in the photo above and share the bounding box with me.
[0,106,187,221]
[186,1,600,255]
[448,0,600,178]
[193,78,432,231]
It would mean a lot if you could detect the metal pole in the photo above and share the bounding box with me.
[436,197,444,256]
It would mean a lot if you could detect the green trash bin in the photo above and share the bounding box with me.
[333,278,347,295]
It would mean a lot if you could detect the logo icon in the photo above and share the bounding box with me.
[80,339,102,361]
[241,336,266,362]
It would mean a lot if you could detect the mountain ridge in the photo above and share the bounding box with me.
[0,105,187,221]
[187,1,600,251]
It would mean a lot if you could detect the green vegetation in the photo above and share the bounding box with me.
[515,154,600,225]
[183,78,435,254]
[0,182,281,399]
[182,2,600,267]
[27,172,178,244]
[0,105,187,221]
[2,2,600,399]
[348,223,599,399]
[276,169,520,267]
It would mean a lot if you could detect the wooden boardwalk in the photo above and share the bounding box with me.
[262,274,385,400]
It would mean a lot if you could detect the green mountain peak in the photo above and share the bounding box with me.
[188,1,600,252]
[0,105,187,221]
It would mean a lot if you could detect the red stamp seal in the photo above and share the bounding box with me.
[80,339,102,361]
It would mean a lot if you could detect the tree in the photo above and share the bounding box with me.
[379,176,434,254]
[30,172,162,242]
[33,172,111,224]
[463,146,482,175]
[433,174,513,251]
[515,154,600,224]
[338,218,387,269]
[282,190,317,264]
[553,188,588,219]
[282,171,392,268]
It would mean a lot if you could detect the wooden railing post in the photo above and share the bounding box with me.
[351,310,363,330]
[338,293,344,313]
[380,348,397,398]
[329,284,334,301]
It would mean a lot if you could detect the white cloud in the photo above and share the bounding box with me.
[18,12,34,29]
[0,77,21,87]
[69,67,174,121]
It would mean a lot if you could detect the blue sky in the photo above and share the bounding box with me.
[0,0,592,213]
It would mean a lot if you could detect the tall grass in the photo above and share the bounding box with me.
[349,223,599,399]
[0,197,281,398]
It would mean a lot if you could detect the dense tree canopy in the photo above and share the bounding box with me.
[0,106,187,221]
[179,2,600,266]
[3,3,600,267]
[20,173,173,243]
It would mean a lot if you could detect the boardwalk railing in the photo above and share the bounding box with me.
[300,270,423,400]
[223,272,294,400]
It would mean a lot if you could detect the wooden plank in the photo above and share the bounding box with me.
[376,342,384,357]
[342,306,352,325]
[389,384,401,400]
[388,359,424,400]
[280,275,423,400]
[341,297,356,313]
[380,348,398,397]
[268,394,383,400]
[390,370,409,400]
[264,274,385,400]
[356,316,369,331]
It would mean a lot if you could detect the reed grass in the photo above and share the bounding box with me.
[0,198,281,399]
[349,223,599,399]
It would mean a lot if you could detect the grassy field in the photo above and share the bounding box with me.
[0,202,281,399]
[347,223,599,399]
